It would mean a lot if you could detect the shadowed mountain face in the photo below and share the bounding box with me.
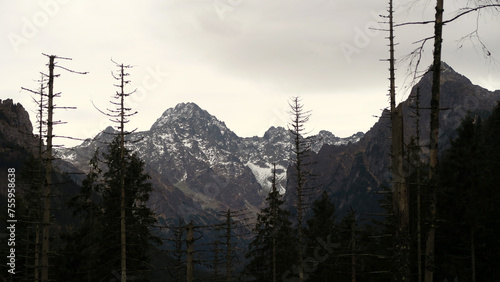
[0,99,82,227]
[0,99,40,198]
[289,63,500,216]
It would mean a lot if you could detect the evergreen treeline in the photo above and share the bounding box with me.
[57,137,160,281]
[435,104,500,281]
[244,164,297,281]
[244,103,500,281]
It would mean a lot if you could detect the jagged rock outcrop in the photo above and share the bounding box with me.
[0,99,38,152]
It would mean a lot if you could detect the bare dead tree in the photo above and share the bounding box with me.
[289,96,308,282]
[20,73,48,281]
[156,210,251,282]
[219,208,252,282]
[271,164,278,282]
[397,2,500,90]
[38,53,86,282]
[384,1,411,280]
[392,3,500,281]
[288,96,317,282]
[94,60,138,282]
[22,54,86,281]
[33,78,44,280]
[413,87,424,282]
[425,2,444,281]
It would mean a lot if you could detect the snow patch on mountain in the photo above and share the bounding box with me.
[246,161,287,194]
[246,162,271,189]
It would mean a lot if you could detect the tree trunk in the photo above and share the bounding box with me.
[426,1,444,281]
[35,77,44,281]
[416,88,423,282]
[392,105,410,280]
[296,130,304,282]
[41,55,55,282]
[289,97,310,282]
[119,64,127,282]
[388,1,410,279]
[272,163,278,282]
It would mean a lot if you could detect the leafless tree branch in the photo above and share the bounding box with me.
[395,4,500,27]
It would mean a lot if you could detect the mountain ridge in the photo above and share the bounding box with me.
[287,62,500,215]
[59,63,500,221]
[4,62,499,226]
[58,100,363,223]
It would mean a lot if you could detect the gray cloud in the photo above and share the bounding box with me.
[1,0,499,146]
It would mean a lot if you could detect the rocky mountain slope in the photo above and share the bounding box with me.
[58,102,362,222]
[292,63,500,216]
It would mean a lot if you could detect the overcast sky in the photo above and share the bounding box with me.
[1,0,499,147]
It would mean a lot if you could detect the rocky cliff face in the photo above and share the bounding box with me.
[0,99,40,196]
[132,102,263,214]
[0,99,38,152]
[0,99,33,197]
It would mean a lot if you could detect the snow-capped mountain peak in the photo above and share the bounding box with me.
[60,102,364,216]
[150,102,228,132]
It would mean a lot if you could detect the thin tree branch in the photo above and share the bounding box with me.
[395,4,500,27]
